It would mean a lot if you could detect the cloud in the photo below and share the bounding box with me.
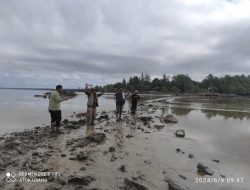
[0,0,250,87]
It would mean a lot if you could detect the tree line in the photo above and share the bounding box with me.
[96,73,250,95]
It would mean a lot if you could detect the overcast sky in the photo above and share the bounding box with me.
[0,0,250,88]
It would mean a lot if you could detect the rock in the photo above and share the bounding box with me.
[144,160,151,165]
[139,116,152,122]
[197,163,214,176]
[76,151,89,161]
[163,115,178,123]
[120,165,126,172]
[124,178,148,190]
[111,155,117,162]
[67,124,81,129]
[176,148,181,153]
[63,119,69,124]
[175,130,185,138]
[109,147,116,153]
[86,133,106,143]
[189,154,194,159]
[99,114,109,120]
[61,154,66,157]
[126,134,134,138]
[80,167,87,171]
[178,175,187,180]
[164,178,188,190]
[154,125,164,130]
[212,159,220,163]
[76,113,87,118]
[68,175,95,186]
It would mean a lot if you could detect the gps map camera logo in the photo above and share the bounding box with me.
[6,172,16,183]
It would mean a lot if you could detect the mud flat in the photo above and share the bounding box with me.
[0,102,239,190]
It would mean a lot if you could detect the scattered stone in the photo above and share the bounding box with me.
[139,116,152,122]
[68,175,95,186]
[120,164,126,172]
[126,134,134,138]
[175,130,185,138]
[164,177,188,190]
[189,154,194,159]
[86,133,106,143]
[144,160,151,165]
[163,114,178,123]
[80,167,87,171]
[111,155,117,162]
[154,124,164,130]
[124,178,148,190]
[220,174,226,178]
[212,159,220,163]
[76,113,87,118]
[99,114,109,120]
[76,151,89,161]
[109,147,116,153]
[63,119,69,124]
[178,175,187,180]
[176,148,181,153]
[61,154,66,157]
[197,163,214,176]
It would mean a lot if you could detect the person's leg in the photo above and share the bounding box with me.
[90,108,96,125]
[116,104,119,121]
[119,105,123,120]
[87,107,92,126]
[49,110,55,133]
[55,110,62,133]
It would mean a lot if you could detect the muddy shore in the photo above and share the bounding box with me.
[0,101,239,190]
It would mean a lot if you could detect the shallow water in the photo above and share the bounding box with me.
[155,96,250,189]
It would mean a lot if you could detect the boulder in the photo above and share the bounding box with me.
[124,178,148,190]
[175,130,185,138]
[86,133,106,143]
[163,115,178,123]
[197,163,214,176]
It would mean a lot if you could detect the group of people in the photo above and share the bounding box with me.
[48,84,140,133]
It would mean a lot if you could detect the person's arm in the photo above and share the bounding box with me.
[84,84,91,96]
[97,92,104,97]
[54,93,68,102]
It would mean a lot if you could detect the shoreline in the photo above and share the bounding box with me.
[0,100,243,190]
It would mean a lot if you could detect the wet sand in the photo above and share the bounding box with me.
[0,100,248,190]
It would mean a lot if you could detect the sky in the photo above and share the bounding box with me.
[0,0,250,88]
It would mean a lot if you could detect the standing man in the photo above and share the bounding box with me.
[115,88,125,121]
[84,84,104,126]
[48,85,68,133]
[130,90,141,115]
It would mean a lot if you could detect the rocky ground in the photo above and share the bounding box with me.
[0,102,231,190]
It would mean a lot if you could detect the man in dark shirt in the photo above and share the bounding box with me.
[115,88,125,121]
[130,90,140,115]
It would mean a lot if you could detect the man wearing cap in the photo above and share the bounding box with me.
[48,85,68,133]
[84,84,104,126]
[130,90,141,115]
